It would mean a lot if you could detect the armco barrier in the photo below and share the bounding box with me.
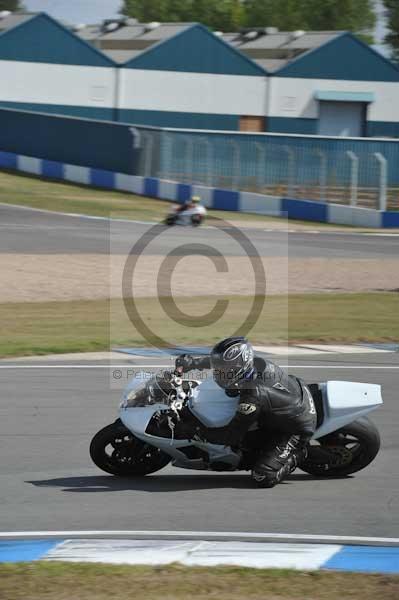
[1,151,398,228]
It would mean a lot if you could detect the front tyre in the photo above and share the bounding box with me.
[301,416,381,477]
[191,214,202,227]
[89,420,171,477]
[165,214,177,226]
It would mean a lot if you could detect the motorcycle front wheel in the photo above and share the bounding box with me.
[191,214,202,227]
[165,215,177,226]
[300,416,380,477]
[89,420,171,476]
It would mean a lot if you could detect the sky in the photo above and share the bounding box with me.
[24,0,389,50]
[24,1,122,25]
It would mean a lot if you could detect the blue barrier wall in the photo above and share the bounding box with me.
[0,107,140,174]
[1,149,397,228]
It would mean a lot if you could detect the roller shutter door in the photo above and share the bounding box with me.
[318,101,365,137]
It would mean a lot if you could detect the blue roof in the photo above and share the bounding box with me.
[0,12,113,67]
[123,23,267,76]
[276,32,399,81]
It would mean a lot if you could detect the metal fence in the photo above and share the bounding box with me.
[136,126,399,211]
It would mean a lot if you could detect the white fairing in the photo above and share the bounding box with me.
[187,205,207,216]
[119,371,242,469]
[188,378,383,434]
[189,378,239,427]
[171,205,207,225]
[119,372,382,471]
[121,404,166,435]
[314,381,383,438]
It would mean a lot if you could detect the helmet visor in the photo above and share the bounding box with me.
[212,365,246,389]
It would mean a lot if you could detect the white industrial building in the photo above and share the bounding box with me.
[0,11,398,136]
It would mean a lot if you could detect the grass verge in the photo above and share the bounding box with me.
[0,293,397,358]
[0,562,398,600]
[0,169,350,227]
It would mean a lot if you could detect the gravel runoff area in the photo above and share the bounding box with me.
[1,254,398,303]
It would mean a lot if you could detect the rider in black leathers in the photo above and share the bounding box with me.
[175,336,317,488]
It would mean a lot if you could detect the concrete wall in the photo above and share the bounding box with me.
[0,107,140,174]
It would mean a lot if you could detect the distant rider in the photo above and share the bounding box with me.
[175,336,317,488]
[176,195,201,213]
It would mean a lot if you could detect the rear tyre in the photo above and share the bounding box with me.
[89,420,171,477]
[301,416,380,477]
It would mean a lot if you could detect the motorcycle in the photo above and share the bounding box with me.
[90,368,382,481]
[164,204,207,227]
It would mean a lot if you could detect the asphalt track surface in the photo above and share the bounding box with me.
[1,203,398,537]
[1,203,399,258]
[1,352,398,537]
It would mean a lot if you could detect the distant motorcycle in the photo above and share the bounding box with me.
[164,204,207,227]
[90,368,382,482]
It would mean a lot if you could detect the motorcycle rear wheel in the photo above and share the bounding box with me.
[90,420,171,476]
[300,416,380,477]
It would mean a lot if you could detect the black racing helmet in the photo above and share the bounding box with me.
[210,336,254,390]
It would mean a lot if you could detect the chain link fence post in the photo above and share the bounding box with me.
[316,149,327,201]
[346,150,359,207]
[255,142,265,193]
[199,136,214,188]
[183,135,194,184]
[159,130,173,180]
[141,131,154,178]
[128,127,140,175]
[229,139,240,189]
[374,152,388,211]
[284,146,296,197]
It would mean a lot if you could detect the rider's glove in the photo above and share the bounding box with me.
[175,354,195,373]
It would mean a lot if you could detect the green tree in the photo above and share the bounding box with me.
[244,0,307,31]
[121,0,172,22]
[121,0,245,31]
[186,0,245,30]
[304,0,375,33]
[0,0,23,10]
[121,0,376,35]
[383,0,399,62]
[244,0,375,36]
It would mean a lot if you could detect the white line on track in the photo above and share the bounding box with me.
[0,365,398,369]
[0,224,95,231]
[0,530,398,546]
[1,202,398,236]
[0,202,155,226]
[0,365,170,369]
